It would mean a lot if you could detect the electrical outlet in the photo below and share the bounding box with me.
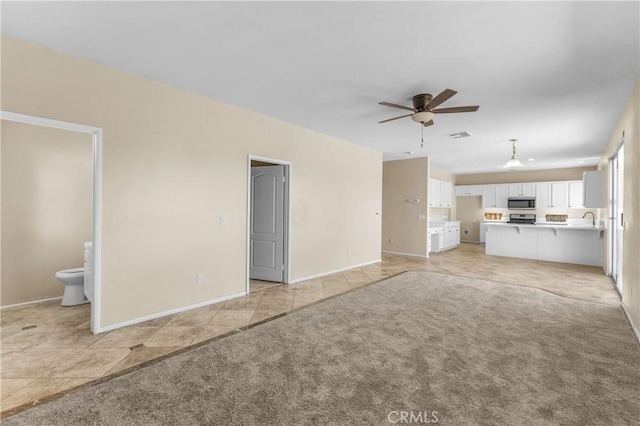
[196,273,204,284]
[388,238,393,244]
[220,216,227,226]
[347,248,351,255]
[463,229,470,235]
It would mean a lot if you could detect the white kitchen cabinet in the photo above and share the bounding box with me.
[483,184,509,208]
[441,181,452,208]
[522,184,536,197]
[430,222,460,252]
[568,181,584,209]
[455,185,483,196]
[443,222,460,250]
[444,224,453,248]
[551,182,568,209]
[443,223,451,248]
[508,183,536,198]
[454,223,461,245]
[429,179,438,207]
[482,185,495,208]
[495,185,509,208]
[470,185,484,196]
[583,171,604,208]
[537,182,568,209]
[536,183,551,208]
[429,178,439,207]
[507,184,520,198]
[429,178,452,208]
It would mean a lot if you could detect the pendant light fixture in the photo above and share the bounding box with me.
[503,139,524,170]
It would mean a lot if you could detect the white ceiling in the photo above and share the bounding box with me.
[2,1,638,174]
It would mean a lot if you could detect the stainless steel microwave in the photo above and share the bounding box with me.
[507,198,535,210]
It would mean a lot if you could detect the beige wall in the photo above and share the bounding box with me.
[455,167,597,185]
[457,196,482,242]
[1,36,382,328]
[429,167,455,182]
[382,158,428,257]
[1,122,93,305]
[598,81,639,334]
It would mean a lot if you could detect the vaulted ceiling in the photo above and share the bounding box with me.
[2,2,639,174]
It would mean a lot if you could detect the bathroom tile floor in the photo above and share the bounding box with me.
[0,243,620,416]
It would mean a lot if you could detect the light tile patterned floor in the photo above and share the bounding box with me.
[0,244,619,415]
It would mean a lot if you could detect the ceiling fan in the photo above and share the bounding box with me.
[378,89,479,127]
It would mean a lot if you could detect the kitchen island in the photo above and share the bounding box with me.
[485,222,604,266]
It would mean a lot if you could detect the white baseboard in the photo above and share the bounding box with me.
[381,250,427,258]
[1,296,62,309]
[289,259,381,284]
[621,302,640,343]
[94,291,247,334]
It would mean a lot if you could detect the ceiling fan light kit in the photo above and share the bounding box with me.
[503,139,525,170]
[411,111,434,124]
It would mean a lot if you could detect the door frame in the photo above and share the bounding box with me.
[246,155,291,293]
[607,137,624,294]
[1,111,103,333]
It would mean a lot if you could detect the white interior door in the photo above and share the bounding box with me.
[250,165,284,282]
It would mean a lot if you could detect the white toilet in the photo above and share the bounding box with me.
[55,268,88,306]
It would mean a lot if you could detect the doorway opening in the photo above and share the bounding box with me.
[246,156,291,294]
[608,139,624,295]
[1,111,103,333]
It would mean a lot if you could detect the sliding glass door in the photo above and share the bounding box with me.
[608,143,624,294]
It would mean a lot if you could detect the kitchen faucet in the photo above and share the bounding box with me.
[582,211,595,226]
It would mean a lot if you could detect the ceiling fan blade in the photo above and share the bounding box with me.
[378,102,415,112]
[426,88,457,109]
[423,119,434,127]
[378,113,414,123]
[432,105,479,114]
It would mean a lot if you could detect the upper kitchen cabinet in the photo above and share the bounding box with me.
[551,183,569,209]
[455,185,483,196]
[482,184,509,208]
[508,183,536,198]
[568,181,584,209]
[441,180,452,208]
[536,183,551,208]
[429,178,452,208]
[537,182,568,209]
[583,171,605,208]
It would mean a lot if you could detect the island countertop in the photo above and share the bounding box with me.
[484,222,603,231]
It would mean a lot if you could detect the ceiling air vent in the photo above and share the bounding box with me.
[447,131,473,139]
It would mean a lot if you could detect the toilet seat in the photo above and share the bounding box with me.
[55,268,84,278]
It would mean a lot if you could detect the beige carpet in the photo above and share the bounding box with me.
[4,271,639,425]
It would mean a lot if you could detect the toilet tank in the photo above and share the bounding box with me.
[84,242,93,302]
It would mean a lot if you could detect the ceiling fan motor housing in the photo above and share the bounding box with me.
[412,94,433,111]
